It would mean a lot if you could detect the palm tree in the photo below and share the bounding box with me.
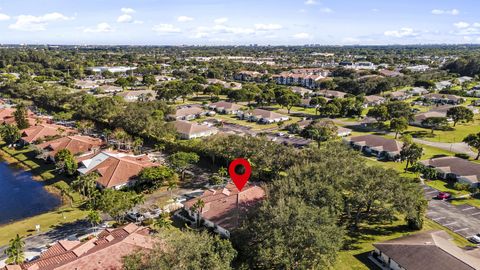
[87,210,101,232]
[167,179,179,202]
[5,234,25,264]
[154,213,173,229]
[191,199,205,228]
[217,167,228,178]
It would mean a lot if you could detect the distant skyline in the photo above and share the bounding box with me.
[0,0,479,45]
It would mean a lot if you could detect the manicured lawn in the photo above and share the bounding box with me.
[0,207,87,246]
[200,113,301,131]
[334,219,473,270]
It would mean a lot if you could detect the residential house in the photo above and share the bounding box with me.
[406,65,430,72]
[410,110,451,127]
[87,66,137,73]
[290,86,313,97]
[363,95,386,107]
[378,69,403,77]
[77,151,156,189]
[234,70,263,82]
[290,68,329,77]
[387,90,412,101]
[346,134,403,160]
[410,87,429,96]
[315,90,347,99]
[117,90,156,102]
[174,121,218,139]
[2,224,154,270]
[274,72,325,89]
[74,79,99,90]
[297,119,351,137]
[435,80,453,91]
[458,76,473,84]
[466,89,480,98]
[423,93,465,105]
[371,230,480,270]
[37,135,104,162]
[98,84,123,93]
[238,109,289,124]
[20,124,77,145]
[208,101,243,114]
[420,157,480,187]
[183,183,265,238]
[207,79,242,90]
[172,106,206,120]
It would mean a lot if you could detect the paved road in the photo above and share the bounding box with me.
[0,220,94,262]
[423,185,480,239]
[413,138,477,158]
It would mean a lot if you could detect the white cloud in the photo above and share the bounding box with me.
[384,27,419,38]
[304,0,317,5]
[117,14,133,23]
[121,8,135,14]
[212,24,255,35]
[320,8,334,13]
[153,24,181,34]
[0,13,10,21]
[83,22,113,33]
[293,32,312,39]
[133,20,144,24]
[431,9,459,15]
[454,21,470,28]
[214,17,228,24]
[9,12,72,31]
[177,16,194,22]
[254,23,282,30]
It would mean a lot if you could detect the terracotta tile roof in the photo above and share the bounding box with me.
[184,183,265,230]
[38,135,104,158]
[374,230,480,270]
[21,124,77,144]
[78,151,156,188]
[11,224,154,270]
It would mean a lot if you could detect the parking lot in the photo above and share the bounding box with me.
[423,185,480,239]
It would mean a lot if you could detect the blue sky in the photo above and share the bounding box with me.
[0,0,479,45]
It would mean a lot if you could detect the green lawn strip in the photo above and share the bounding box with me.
[199,113,301,131]
[0,207,87,247]
[334,218,473,270]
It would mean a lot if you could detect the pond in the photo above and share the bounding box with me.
[0,161,61,225]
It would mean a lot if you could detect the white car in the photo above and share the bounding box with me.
[468,235,480,244]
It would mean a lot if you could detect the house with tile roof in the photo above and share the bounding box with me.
[423,93,465,105]
[346,134,403,160]
[315,89,347,99]
[238,109,289,124]
[420,157,480,187]
[363,95,386,108]
[173,121,218,139]
[183,183,265,238]
[2,224,154,270]
[20,124,77,145]
[171,106,206,120]
[207,101,243,115]
[37,135,104,162]
[371,230,480,270]
[77,151,156,189]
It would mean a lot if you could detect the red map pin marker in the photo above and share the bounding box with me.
[229,158,251,192]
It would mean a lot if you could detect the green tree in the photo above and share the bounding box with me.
[464,132,480,160]
[5,234,25,265]
[13,103,30,129]
[55,149,78,175]
[123,229,236,270]
[400,142,424,169]
[0,124,21,145]
[71,173,99,206]
[168,152,199,180]
[190,199,205,227]
[367,104,389,122]
[137,166,178,191]
[446,106,474,127]
[390,117,408,139]
[143,74,157,88]
[277,92,301,114]
[154,212,173,229]
[300,120,338,147]
[421,117,449,134]
[97,189,144,223]
[86,210,101,229]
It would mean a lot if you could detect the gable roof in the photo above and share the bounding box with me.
[38,135,104,157]
[78,151,156,188]
[209,101,243,111]
[11,224,154,270]
[173,121,218,136]
[420,157,480,183]
[249,109,287,120]
[174,106,204,118]
[364,95,385,103]
[374,230,480,270]
[349,134,403,153]
[183,183,265,230]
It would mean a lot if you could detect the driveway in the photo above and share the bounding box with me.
[423,185,480,239]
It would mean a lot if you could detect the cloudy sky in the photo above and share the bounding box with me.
[0,0,479,45]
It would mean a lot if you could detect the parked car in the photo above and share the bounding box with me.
[468,235,480,244]
[126,212,144,222]
[436,192,452,200]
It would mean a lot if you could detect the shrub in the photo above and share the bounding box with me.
[454,182,470,191]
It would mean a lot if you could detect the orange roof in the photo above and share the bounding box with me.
[21,124,77,144]
[38,135,104,157]
[79,151,156,188]
[13,224,154,270]
[184,183,265,230]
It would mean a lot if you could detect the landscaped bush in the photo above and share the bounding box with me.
[454,182,470,191]
[455,153,470,160]
[142,218,154,226]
